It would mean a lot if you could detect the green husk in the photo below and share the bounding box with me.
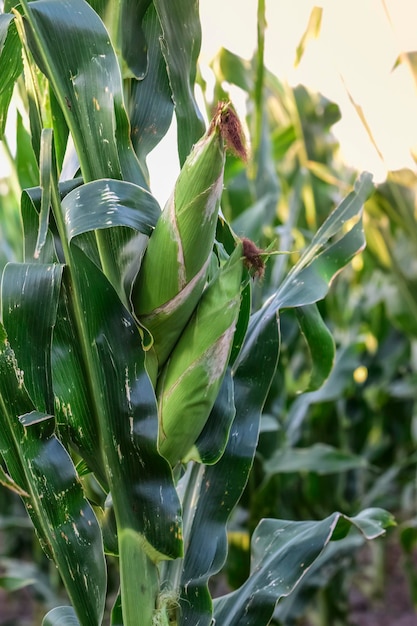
[157,243,244,466]
[132,102,246,368]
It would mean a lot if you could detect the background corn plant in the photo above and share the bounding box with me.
[205,15,417,625]
[0,1,394,625]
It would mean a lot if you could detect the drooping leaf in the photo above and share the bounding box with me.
[61,177,160,302]
[272,535,363,624]
[63,178,160,239]
[42,606,80,626]
[295,6,323,67]
[286,344,361,445]
[213,508,393,625]
[261,172,373,318]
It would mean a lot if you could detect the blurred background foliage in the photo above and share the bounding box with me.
[1,3,417,625]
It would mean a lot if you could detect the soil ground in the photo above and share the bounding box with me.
[349,538,417,626]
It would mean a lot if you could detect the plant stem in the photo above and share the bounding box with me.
[119,529,159,625]
[252,0,266,173]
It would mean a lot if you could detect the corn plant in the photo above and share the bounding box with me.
[0,1,393,625]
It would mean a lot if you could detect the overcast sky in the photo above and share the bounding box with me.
[200,0,417,174]
[1,1,416,206]
[149,0,417,204]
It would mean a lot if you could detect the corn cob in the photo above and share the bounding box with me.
[131,102,246,368]
[156,242,244,466]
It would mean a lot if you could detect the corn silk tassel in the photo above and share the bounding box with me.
[131,102,247,369]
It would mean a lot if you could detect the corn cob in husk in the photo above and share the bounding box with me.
[131,102,246,368]
[156,243,244,466]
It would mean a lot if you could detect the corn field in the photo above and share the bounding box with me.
[1,1,416,625]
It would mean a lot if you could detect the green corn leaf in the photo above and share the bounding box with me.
[63,180,159,238]
[4,179,182,621]
[52,273,107,485]
[261,172,373,318]
[159,311,280,624]
[127,2,174,171]
[263,443,368,477]
[42,606,80,626]
[272,534,364,624]
[60,244,183,560]
[15,111,39,190]
[212,47,253,93]
[89,0,151,81]
[21,179,82,264]
[0,13,23,138]
[190,367,235,465]
[61,177,160,303]
[295,302,335,391]
[286,344,361,446]
[49,85,70,173]
[52,239,182,622]
[119,0,151,80]
[1,262,63,414]
[213,509,394,626]
[20,178,82,263]
[35,128,53,258]
[157,244,244,466]
[153,0,205,165]
[0,328,106,626]
[20,0,147,186]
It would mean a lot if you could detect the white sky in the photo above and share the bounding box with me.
[200,0,417,175]
[1,1,416,205]
[149,0,417,203]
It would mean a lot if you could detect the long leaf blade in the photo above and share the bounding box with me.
[68,245,182,560]
[153,0,205,164]
[163,313,280,625]
[262,172,373,317]
[0,13,23,137]
[1,263,63,414]
[128,2,174,170]
[0,329,106,626]
[213,509,393,625]
[21,0,146,185]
